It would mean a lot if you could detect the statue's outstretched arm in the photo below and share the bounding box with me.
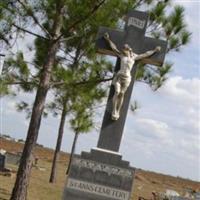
[104,33,121,57]
[135,46,161,60]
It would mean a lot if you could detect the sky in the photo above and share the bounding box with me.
[0,0,200,181]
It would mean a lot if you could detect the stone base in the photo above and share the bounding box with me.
[62,148,135,200]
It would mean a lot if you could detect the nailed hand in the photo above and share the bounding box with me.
[155,46,161,52]
[104,32,109,40]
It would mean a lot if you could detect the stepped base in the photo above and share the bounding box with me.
[62,148,135,200]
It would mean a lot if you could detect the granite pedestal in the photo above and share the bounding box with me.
[63,148,135,200]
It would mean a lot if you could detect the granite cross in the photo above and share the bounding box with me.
[96,10,167,152]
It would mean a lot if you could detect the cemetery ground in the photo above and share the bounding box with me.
[0,138,199,200]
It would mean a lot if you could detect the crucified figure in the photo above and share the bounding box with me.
[104,33,161,120]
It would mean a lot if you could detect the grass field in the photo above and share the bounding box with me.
[0,138,199,200]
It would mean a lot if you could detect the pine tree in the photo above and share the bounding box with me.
[66,92,94,175]
[0,0,107,199]
[48,56,108,182]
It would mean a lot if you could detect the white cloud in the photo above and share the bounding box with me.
[160,76,199,105]
[173,0,200,8]
[4,100,16,114]
[160,76,200,132]
[121,74,200,180]
[136,118,170,140]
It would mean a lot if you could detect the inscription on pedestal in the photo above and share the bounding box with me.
[72,158,133,177]
[67,178,130,200]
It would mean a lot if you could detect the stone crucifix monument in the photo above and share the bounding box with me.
[63,10,167,200]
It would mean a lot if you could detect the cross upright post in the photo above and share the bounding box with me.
[96,10,167,152]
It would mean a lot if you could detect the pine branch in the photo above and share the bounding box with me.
[76,38,96,62]
[56,0,106,41]
[77,77,112,85]
[145,65,159,74]
[12,24,49,40]
[137,79,150,85]
[4,81,38,86]
[167,44,182,53]
[60,35,78,42]
[146,24,163,34]
[0,34,10,46]
[0,54,5,57]
[59,48,75,59]
[57,55,73,64]
[16,0,52,39]
[133,0,144,9]
[51,77,112,87]
[4,78,113,87]
[1,1,50,40]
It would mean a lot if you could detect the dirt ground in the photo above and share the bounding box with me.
[0,138,199,200]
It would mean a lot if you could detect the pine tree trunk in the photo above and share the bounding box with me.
[66,131,79,174]
[10,3,64,200]
[10,44,58,200]
[49,104,67,183]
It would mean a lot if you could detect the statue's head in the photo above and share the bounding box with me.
[122,44,132,56]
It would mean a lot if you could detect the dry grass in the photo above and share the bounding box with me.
[0,138,199,200]
[0,161,67,200]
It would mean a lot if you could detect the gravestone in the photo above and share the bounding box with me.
[63,9,167,200]
[0,153,6,170]
[170,197,188,200]
[194,192,200,200]
[5,152,21,165]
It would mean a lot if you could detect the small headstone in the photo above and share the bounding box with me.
[194,192,200,200]
[166,189,180,197]
[5,152,21,165]
[0,149,6,154]
[170,197,188,200]
[0,153,6,170]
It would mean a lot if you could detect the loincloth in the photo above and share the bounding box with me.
[112,72,131,86]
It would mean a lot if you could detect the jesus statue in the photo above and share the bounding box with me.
[103,33,161,120]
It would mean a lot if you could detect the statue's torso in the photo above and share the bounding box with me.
[118,55,136,77]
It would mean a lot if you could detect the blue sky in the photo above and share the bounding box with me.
[0,1,199,181]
